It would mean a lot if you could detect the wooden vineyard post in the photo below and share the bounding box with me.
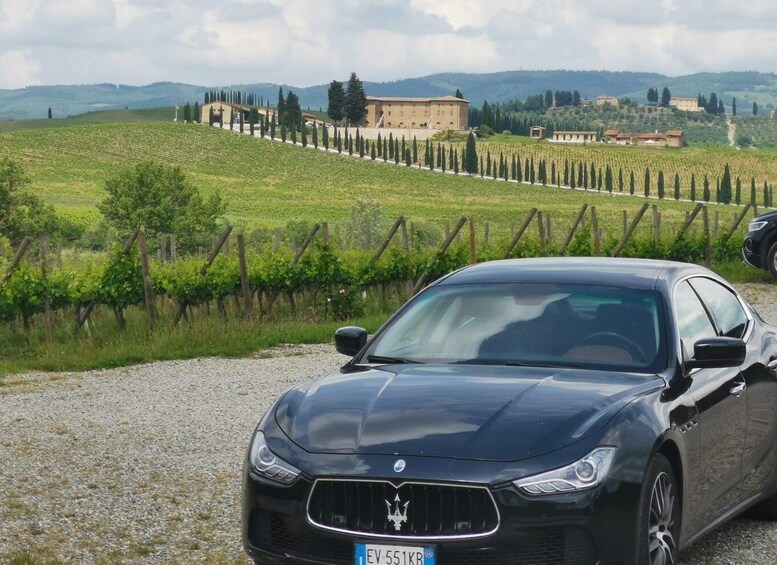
[622,210,628,236]
[612,203,649,257]
[469,218,477,264]
[40,235,53,343]
[174,226,233,325]
[591,206,601,256]
[702,206,712,266]
[412,217,467,295]
[262,224,321,316]
[545,214,552,243]
[560,204,588,255]
[713,211,720,239]
[0,236,31,289]
[373,217,405,261]
[725,203,752,240]
[537,211,546,248]
[170,234,177,265]
[77,227,140,331]
[137,231,156,329]
[237,233,252,321]
[675,203,704,240]
[502,208,538,259]
[400,218,410,254]
[321,222,329,245]
[652,205,660,246]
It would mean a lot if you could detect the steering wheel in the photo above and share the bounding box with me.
[573,332,647,363]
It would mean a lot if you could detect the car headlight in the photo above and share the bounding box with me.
[748,221,768,232]
[249,431,300,484]
[513,447,616,495]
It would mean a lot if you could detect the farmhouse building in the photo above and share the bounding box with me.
[550,131,598,143]
[362,96,469,130]
[597,96,619,107]
[201,102,251,125]
[529,126,546,139]
[669,98,702,112]
[606,130,685,148]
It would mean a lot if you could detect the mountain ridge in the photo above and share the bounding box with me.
[2,70,777,120]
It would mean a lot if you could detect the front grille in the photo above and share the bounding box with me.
[440,527,598,565]
[307,479,499,538]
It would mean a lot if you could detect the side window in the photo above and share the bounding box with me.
[689,278,748,339]
[674,281,717,357]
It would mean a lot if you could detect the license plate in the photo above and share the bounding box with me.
[354,543,435,565]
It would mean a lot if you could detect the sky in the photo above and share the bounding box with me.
[1,0,776,90]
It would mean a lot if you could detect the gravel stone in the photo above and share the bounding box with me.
[2,286,777,564]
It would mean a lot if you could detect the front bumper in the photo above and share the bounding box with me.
[242,467,642,565]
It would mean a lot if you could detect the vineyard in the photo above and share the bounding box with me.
[0,123,774,240]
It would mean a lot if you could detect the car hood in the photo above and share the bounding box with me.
[275,364,663,462]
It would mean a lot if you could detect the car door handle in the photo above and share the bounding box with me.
[768,358,777,372]
[730,382,746,397]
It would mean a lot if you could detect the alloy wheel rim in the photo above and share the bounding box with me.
[648,471,676,565]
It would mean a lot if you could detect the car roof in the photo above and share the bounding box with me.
[436,257,712,290]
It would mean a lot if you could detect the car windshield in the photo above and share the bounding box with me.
[363,283,667,373]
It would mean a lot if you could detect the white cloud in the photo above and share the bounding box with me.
[1,0,777,89]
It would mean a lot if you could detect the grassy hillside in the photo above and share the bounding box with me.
[0,107,174,133]
[0,123,767,236]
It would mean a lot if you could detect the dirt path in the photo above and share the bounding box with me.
[727,117,736,147]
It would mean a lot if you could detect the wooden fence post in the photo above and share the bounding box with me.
[613,203,650,257]
[503,208,538,259]
[321,222,329,245]
[237,233,252,321]
[77,227,140,330]
[560,204,588,255]
[174,226,233,325]
[724,203,752,240]
[373,217,405,261]
[170,234,177,265]
[0,237,31,289]
[40,235,53,343]
[412,217,467,295]
[469,217,477,264]
[537,211,546,248]
[400,218,410,254]
[676,203,704,240]
[591,206,601,256]
[137,231,156,329]
[702,206,712,266]
[652,205,660,245]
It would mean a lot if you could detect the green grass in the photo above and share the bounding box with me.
[0,107,174,133]
[0,123,767,236]
[0,300,393,377]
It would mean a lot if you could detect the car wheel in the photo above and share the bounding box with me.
[637,453,680,565]
[766,241,777,280]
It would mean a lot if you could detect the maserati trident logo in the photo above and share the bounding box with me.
[393,459,406,473]
[386,494,410,531]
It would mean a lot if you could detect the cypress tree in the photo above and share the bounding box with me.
[732,97,737,116]
[424,140,429,165]
[277,87,286,125]
[412,137,418,164]
[715,179,720,203]
[657,170,665,199]
[436,144,442,167]
[486,150,492,177]
[301,127,307,147]
[377,133,382,155]
[348,134,353,155]
[388,133,394,159]
[360,137,366,158]
[449,146,454,169]
[735,177,741,205]
[577,162,583,187]
[605,165,613,193]
[690,174,696,201]
[480,157,484,177]
[597,167,602,190]
[630,171,636,195]
[512,155,517,180]
[382,138,388,161]
[337,130,343,153]
[582,163,588,189]
[570,169,576,189]
[674,173,680,200]
[322,124,328,149]
[370,143,376,160]
[644,167,651,198]
[428,144,434,170]
[312,123,318,148]
[401,136,406,161]
[440,147,446,173]
[516,157,522,182]
[394,140,400,164]
[753,101,758,116]
[405,149,412,167]
[703,175,711,202]
[194,102,200,122]
[493,158,498,180]
[590,162,596,189]
[551,161,556,185]
[259,115,265,138]
[720,164,733,204]
[530,157,535,184]
[281,123,287,142]
[270,116,276,139]
[454,150,459,174]
[758,178,764,206]
[619,168,624,192]
[564,159,569,185]
[526,159,532,183]
[465,133,478,174]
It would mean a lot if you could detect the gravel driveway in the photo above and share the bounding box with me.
[2,284,777,564]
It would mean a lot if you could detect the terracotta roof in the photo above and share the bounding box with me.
[366,96,469,103]
[666,130,684,136]
[604,130,620,136]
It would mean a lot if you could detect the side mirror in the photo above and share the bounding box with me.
[686,337,746,371]
[335,326,368,357]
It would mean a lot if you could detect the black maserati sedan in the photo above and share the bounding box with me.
[242,258,777,565]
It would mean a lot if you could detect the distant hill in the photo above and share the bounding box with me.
[3,71,777,120]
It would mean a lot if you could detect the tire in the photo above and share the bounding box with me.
[766,241,777,281]
[636,453,680,565]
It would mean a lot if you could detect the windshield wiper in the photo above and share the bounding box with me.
[365,355,423,364]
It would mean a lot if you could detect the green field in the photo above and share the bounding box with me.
[0,123,769,238]
[0,107,174,133]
